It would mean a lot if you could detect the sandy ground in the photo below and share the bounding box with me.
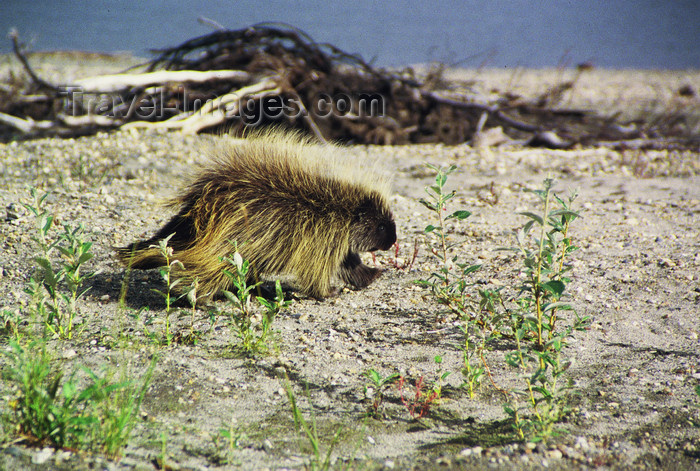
[0,57,699,470]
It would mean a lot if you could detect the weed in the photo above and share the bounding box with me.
[398,375,440,420]
[418,164,473,286]
[418,166,589,440]
[1,309,22,341]
[1,340,154,457]
[385,240,419,271]
[363,368,399,418]
[220,245,291,354]
[146,233,185,345]
[396,356,450,420]
[156,430,170,470]
[23,187,95,339]
[283,379,342,470]
[138,233,203,345]
[498,178,589,440]
[417,166,493,398]
[213,421,246,464]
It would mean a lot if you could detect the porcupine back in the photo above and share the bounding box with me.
[118,131,394,299]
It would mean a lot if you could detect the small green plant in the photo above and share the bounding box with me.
[418,167,589,441]
[147,233,185,345]
[284,379,342,471]
[155,430,170,470]
[1,309,22,341]
[431,354,452,399]
[220,245,291,354]
[23,188,95,339]
[2,340,154,457]
[213,421,246,465]
[363,368,399,418]
[417,166,494,398]
[500,178,588,440]
[418,164,473,286]
[141,234,202,345]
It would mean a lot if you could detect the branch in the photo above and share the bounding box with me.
[74,69,251,93]
[422,90,541,133]
[0,111,121,135]
[122,77,281,134]
[9,28,59,92]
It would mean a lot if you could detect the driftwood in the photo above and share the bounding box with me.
[1,24,697,149]
[73,69,250,93]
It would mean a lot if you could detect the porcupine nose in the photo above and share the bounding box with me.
[379,220,397,250]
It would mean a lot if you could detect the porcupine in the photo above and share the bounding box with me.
[117,130,397,300]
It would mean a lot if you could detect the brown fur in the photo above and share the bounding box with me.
[117,131,396,300]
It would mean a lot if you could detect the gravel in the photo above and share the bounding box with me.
[0,57,699,470]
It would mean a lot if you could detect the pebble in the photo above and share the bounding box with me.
[32,448,54,465]
[262,439,273,452]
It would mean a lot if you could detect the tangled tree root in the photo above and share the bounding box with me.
[1,24,697,149]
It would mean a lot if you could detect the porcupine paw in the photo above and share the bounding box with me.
[341,263,384,289]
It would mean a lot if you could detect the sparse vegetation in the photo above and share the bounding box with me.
[418,166,589,440]
[145,233,191,345]
[417,166,495,398]
[1,57,697,469]
[0,189,153,461]
[23,187,95,340]
[284,379,343,471]
[363,368,399,418]
[1,340,154,457]
[499,179,589,440]
[220,245,292,355]
[398,375,441,420]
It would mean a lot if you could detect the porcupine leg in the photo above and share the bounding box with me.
[339,251,383,289]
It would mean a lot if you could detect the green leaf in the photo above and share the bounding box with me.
[436,171,449,186]
[221,290,238,303]
[541,280,565,297]
[424,224,438,233]
[42,215,54,234]
[364,369,381,385]
[518,211,544,226]
[418,198,437,211]
[461,264,481,275]
[447,210,472,220]
[77,252,94,265]
[550,209,580,220]
[543,302,573,312]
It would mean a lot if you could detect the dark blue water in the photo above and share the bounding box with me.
[1,0,698,69]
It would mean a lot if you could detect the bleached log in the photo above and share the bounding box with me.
[73,70,251,93]
[0,112,44,134]
[122,77,281,134]
[59,114,123,127]
[0,110,123,135]
[182,79,281,134]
